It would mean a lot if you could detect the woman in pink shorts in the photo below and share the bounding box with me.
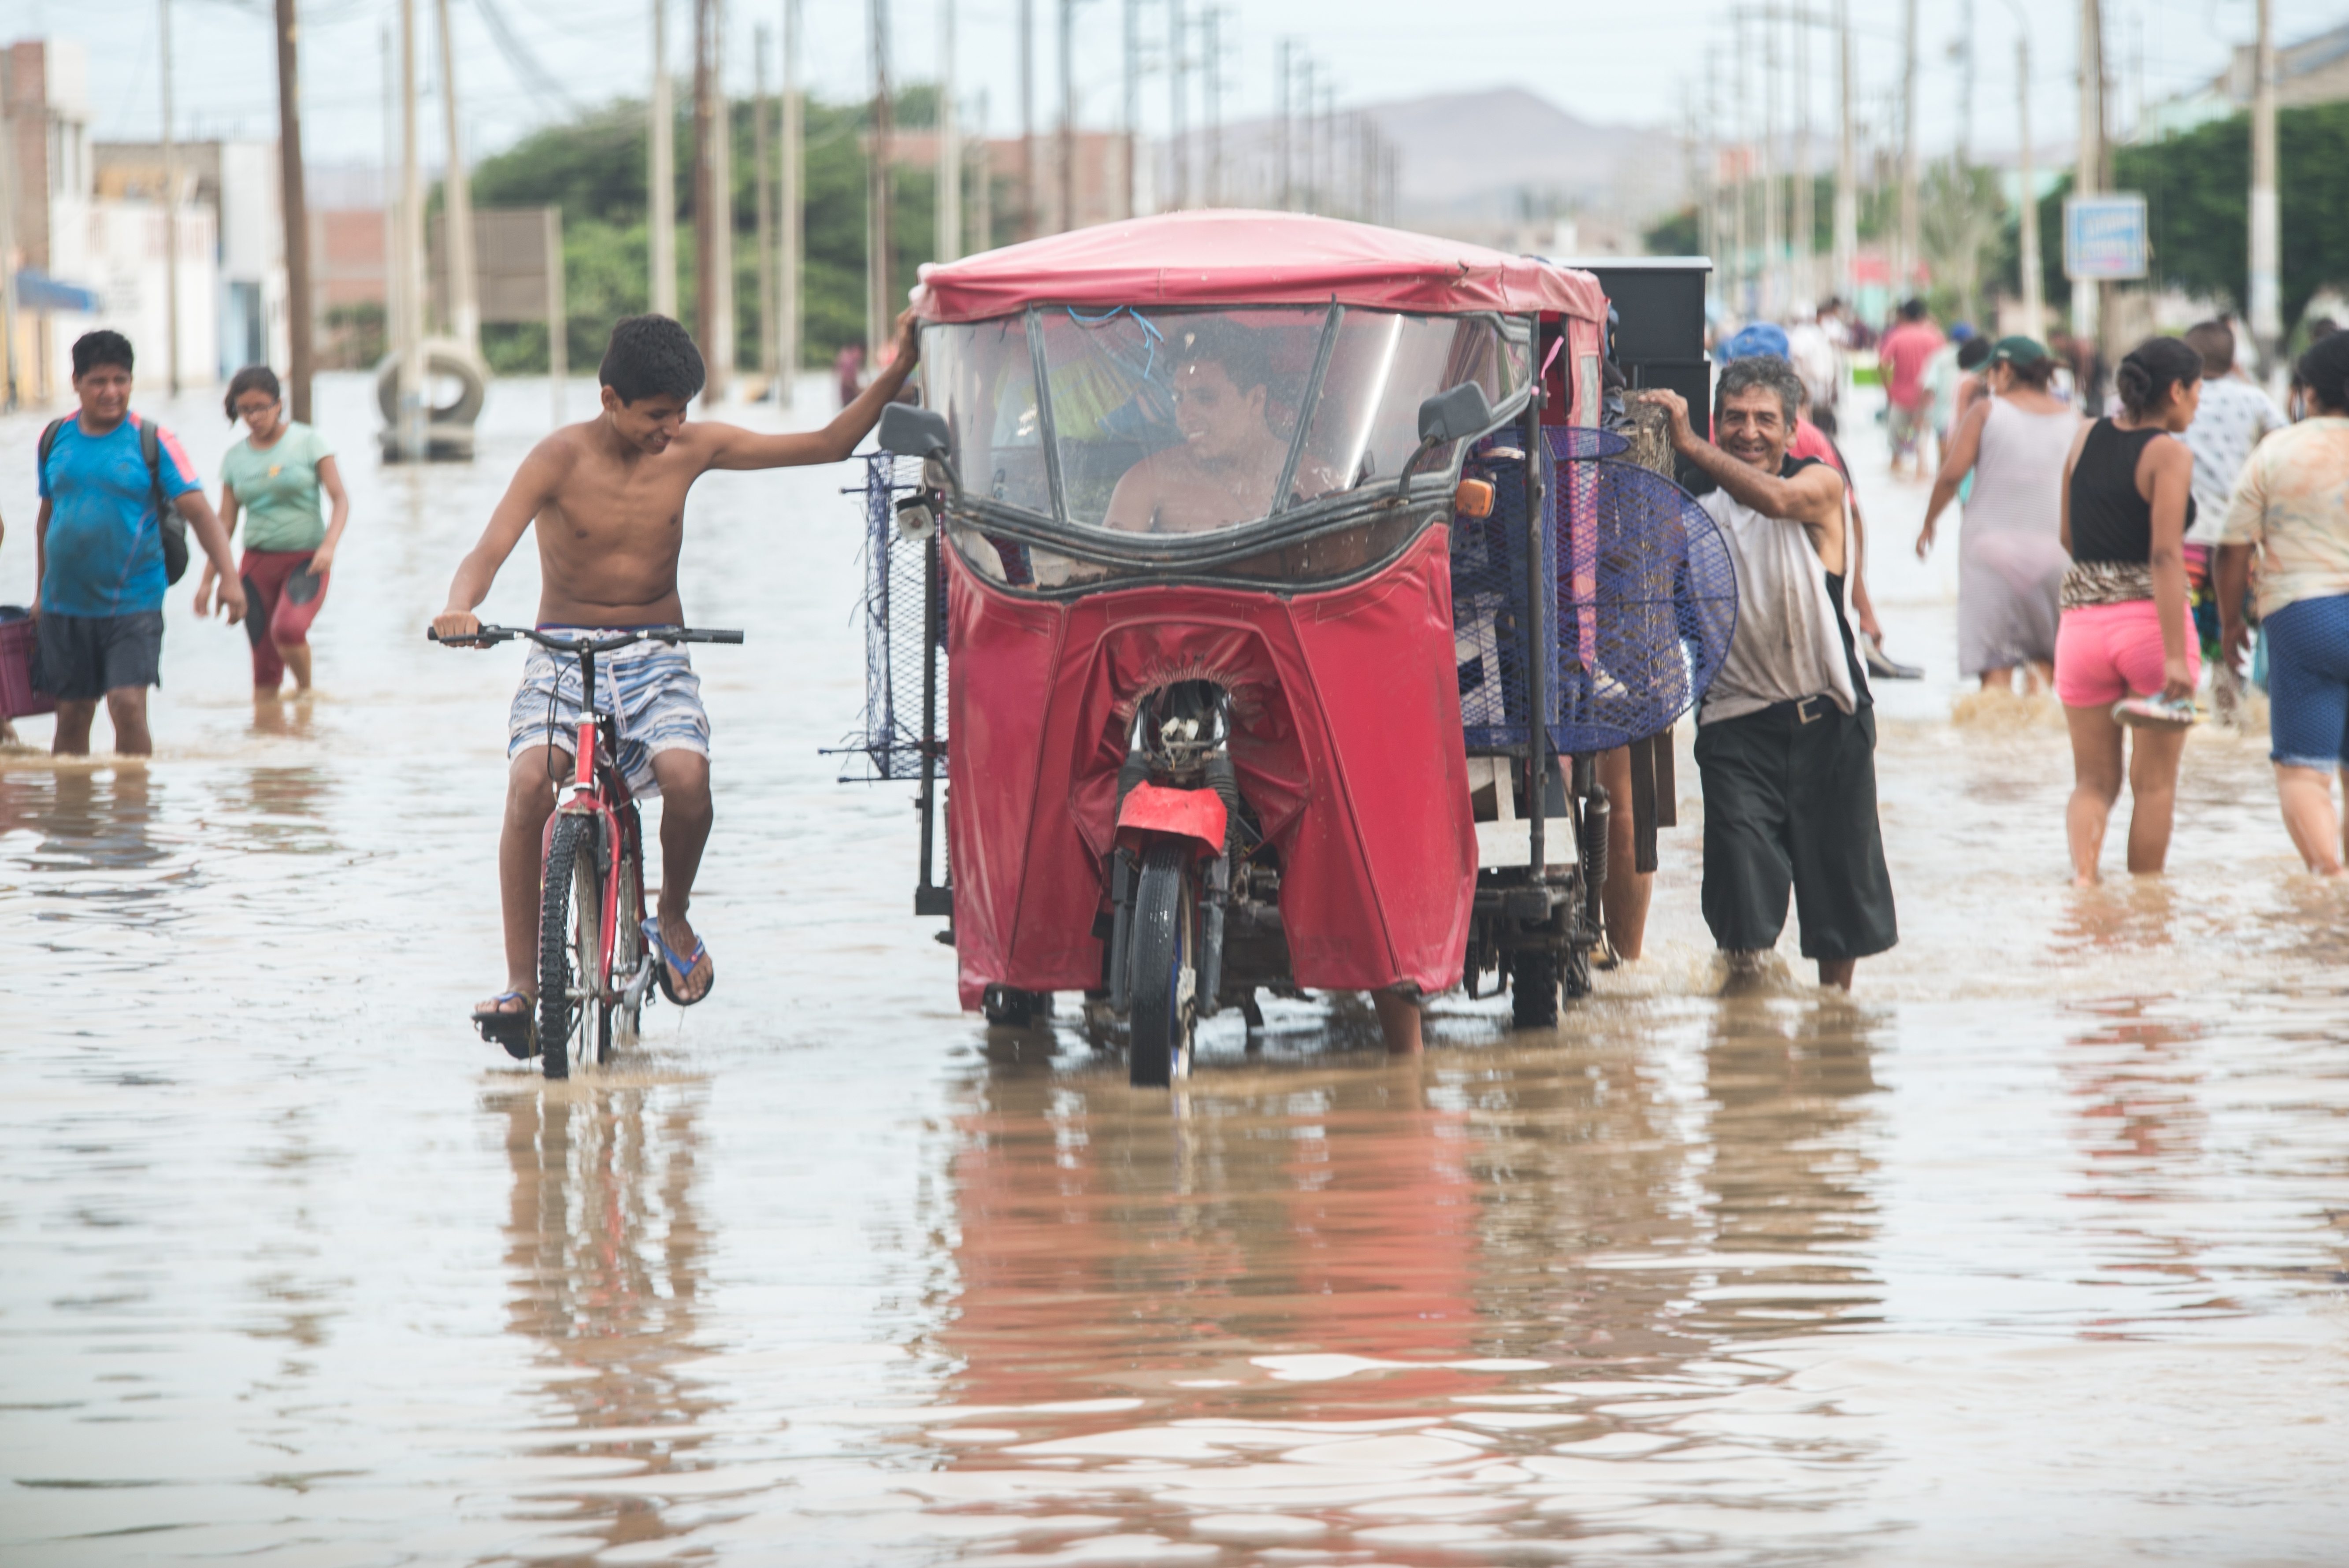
[2054,337,2203,884]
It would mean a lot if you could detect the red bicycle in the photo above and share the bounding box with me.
[431,623,743,1078]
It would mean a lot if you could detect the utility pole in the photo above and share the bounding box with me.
[1168,0,1187,209]
[2012,18,2044,340]
[1276,38,1291,211]
[398,0,425,456]
[1204,7,1222,207]
[755,24,774,382]
[937,0,960,259]
[651,0,676,317]
[2074,0,2104,347]
[434,0,479,353]
[1957,0,1975,167]
[1834,0,1857,304]
[1733,14,1749,314]
[1297,56,1314,212]
[1899,0,1919,298]
[160,0,180,393]
[779,0,801,404]
[971,86,992,250]
[868,0,894,371]
[1794,4,1814,303]
[2248,0,2281,375]
[274,0,314,420]
[1763,3,1781,318]
[694,0,732,400]
[1121,0,1139,216]
[1057,0,1074,231]
[1018,0,1035,238]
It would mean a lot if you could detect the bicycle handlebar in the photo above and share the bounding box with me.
[428,623,745,651]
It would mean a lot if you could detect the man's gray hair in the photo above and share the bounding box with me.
[1714,353,1806,425]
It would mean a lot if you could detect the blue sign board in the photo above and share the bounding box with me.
[2064,195,2149,281]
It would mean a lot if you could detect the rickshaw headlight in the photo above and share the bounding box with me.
[1454,478,1496,519]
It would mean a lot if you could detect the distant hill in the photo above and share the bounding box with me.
[1363,87,1681,234]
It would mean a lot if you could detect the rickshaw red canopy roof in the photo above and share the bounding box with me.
[913,209,1607,325]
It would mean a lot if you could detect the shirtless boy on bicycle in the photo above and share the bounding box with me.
[432,311,919,1042]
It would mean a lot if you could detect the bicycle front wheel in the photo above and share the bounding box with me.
[539,813,601,1080]
[605,845,645,1059]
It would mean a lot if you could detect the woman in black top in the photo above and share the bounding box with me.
[2052,337,2203,885]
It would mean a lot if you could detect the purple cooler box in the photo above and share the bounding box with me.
[0,606,55,719]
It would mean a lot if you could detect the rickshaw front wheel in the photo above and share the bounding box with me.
[1127,842,1199,1088]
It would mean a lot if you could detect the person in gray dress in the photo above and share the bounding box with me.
[1915,337,2080,694]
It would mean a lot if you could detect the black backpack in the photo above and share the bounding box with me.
[37,415,190,585]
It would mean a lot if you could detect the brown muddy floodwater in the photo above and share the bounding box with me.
[4,378,2347,1568]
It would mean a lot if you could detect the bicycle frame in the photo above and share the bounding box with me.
[545,647,651,1025]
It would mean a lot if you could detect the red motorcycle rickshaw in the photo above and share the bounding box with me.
[846,212,1733,1085]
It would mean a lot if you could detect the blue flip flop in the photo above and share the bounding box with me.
[471,990,537,1060]
[641,918,715,1007]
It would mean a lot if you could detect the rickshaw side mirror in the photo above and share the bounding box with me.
[1417,382,1495,446]
[877,403,952,460]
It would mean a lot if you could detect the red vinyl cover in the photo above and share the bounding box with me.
[943,526,1479,1010]
[915,209,1607,327]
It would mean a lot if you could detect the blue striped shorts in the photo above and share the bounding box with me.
[508,633,710,798]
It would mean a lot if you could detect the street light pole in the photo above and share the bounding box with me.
[160,0,181,394]
[275,0,314,420]
[2004,3,2045,343]
[1834,0,1858,305]
[2248,0,2282,375]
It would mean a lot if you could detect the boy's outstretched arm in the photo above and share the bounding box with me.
[432,441,566,640]
[706,309,923,471]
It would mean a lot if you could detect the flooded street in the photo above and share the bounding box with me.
[4,375,2346,1566]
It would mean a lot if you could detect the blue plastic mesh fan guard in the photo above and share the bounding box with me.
[1447,432,1737,755]
[1552,454,1738,753]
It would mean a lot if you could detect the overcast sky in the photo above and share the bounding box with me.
[16,0,2344,179]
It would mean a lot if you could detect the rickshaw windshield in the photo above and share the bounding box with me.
[924,304,1527,540]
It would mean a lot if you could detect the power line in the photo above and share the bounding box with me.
[471,0,586,117]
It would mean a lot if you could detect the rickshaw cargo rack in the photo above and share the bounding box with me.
[832,211,1734,1077]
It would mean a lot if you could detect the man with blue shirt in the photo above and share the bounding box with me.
[33,330,243,756]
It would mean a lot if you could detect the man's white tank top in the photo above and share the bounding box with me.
[1696,460,1862,724]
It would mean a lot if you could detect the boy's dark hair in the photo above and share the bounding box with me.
[1898,297,1928,322]
[2297,331,2349,415]
[224,364,282,421]
[599,315,705,404]
[2182,319,2234,379]
[1957,336,1993,371]
[1714,353,1805,426]
[72,329,135,377]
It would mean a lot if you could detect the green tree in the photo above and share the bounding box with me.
[2004,101,2349,328]
[1641,207,1700,256]
[461,90,952,376]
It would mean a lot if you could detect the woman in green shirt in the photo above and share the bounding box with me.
[194,366,351,693]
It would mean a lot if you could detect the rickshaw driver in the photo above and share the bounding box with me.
[432,309,921,1037]
[1098,325,1426,1053]
[1103,326,1336,534]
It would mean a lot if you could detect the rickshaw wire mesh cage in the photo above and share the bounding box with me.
[1450,429,1736,755]
[833,453,941,782]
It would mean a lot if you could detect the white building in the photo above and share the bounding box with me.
[3,37,226,406]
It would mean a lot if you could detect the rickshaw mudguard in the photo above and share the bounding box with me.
[944,526,1478,1009]
[1115,782,1228,856]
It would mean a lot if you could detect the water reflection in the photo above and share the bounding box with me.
[492,1085,714,1562]
[0,767,173,926]
[901,1014,1890,1558]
